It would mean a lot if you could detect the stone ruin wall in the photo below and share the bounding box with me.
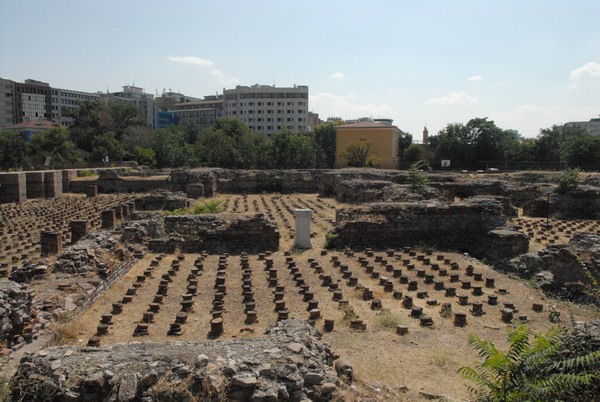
[329,198,528,262]
[146,213,280,254]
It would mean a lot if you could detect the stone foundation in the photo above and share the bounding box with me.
[40,231,61,256]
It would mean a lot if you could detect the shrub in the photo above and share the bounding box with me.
[408,160,431,190]
[555,167,580,194]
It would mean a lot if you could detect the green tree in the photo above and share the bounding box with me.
[403,144,425,165]
[459,325,600,402]
[133,146,157,166]
[28,127,81,166]
[64,99,145,156]
[195,128,240,168]
[340,139,373,167]
[535,124,586,163]
[151,126,194,168]
[560,135,600,169]
[90,132,125,162]
[314,122,337,168]
[0,131,29,170]
[432,123,473,165]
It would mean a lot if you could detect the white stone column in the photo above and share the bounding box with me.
[294,209,313,248]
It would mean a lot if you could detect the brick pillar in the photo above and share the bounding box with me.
[70,220,89,243]
[44,170,63,198]
[62,169,77,193]
[0,172,27,203]
[26,171,45,199]
[121,204,129,218]
[114,206,123,219]
[101,209,116,229]
[40,231,61,256]
[134,198,145,211]
[86,185,98,197]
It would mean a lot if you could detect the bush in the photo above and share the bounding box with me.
[555,167,581,194]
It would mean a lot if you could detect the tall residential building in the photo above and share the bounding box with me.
[171,95,223,133]
[223,84,309,136]
[156,91,202,111]
[101,85,156,130]
[51,88,100,127]
[566,116,600,137]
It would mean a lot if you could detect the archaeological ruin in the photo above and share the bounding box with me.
[0,167,599,401]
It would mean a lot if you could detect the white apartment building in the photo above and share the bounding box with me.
[223,84,308,136]
[51,88,100,127]
[567,117,600,137]
[101,85,156,130]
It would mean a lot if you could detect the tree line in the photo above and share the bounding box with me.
[404,117,599,170]
[0,100,598,171]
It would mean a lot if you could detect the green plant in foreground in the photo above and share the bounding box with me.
[408,159,431,190]
[459,324,600,402]
[555,167,581,194]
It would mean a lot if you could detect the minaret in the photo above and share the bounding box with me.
[422,126,429,144]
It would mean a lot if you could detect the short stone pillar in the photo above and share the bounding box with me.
[70,220,89,243]
[101,209,116,229]
[86,185,98,197]
[294,209,313,248]
[40,231,61,256]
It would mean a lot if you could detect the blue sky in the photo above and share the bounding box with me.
[1,0,599,138]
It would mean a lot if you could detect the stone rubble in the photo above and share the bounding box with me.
[0,281,41,351]
[10,319,345,402]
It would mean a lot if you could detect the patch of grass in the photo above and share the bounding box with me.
[428,350,457,369]
[79,169,95,177]
[51,320,82,345]
[374,308,404,329]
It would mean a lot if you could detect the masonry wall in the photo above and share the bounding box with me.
[147,213,279,254]
[329,199,525,262]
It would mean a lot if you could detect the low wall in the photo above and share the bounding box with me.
[147,213,279,254]
[329,198,526,262]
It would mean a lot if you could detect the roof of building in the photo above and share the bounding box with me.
[5,120,58,130]
[336,121,399,129]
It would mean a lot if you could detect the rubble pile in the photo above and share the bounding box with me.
[0,281,43,351]
[11,319,345,402]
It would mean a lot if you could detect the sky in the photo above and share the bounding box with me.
[1,0,599,139]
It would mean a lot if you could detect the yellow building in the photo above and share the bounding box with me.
[335,121,403,169]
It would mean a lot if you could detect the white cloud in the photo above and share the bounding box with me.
[167,56,238,86]
[569,61,600,88]
[467,75,483,82]
[329,72,346,80]
[310,92,396,120]
[210,69,239,86]
[424,91,478,106]
[167,56,214,67]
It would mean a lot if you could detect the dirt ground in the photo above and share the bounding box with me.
[64,194,600,401]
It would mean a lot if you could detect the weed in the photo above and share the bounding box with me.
[193,200,225,214]
[375,308,404,329]
[50,320,82,345]
[324,232,339,249]
[79,169,95,177]
[340,304,359,322]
